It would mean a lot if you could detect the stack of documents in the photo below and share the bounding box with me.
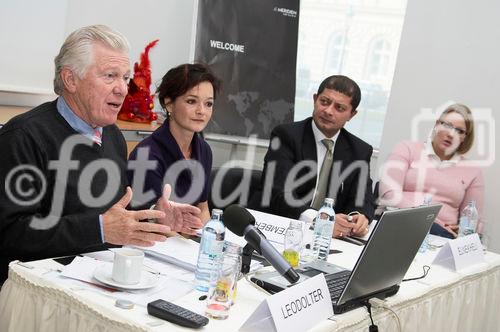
[136,236,262,273]
[137,236,200,272]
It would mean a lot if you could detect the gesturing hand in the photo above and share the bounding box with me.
[102,187,171,247]
[333,213,369,238]
[333,214,355,238]
[349,214,369,237]
[155,184,203,235]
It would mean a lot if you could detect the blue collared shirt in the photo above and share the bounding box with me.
[56,97,105,243]
[57,97,103,142]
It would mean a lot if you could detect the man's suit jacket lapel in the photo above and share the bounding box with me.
[329,129,352,200]
[302,119,318,163]
[296,118,318,203]
[332,129,351,164]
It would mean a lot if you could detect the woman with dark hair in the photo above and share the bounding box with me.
[379,103,484,237]
[128,63,221,222]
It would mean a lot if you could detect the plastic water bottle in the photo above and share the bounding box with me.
[312,198,335,261]
[418,194,433,253]
[195,209,225,292]
[459,201,479,237]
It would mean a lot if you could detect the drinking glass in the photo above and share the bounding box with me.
[479,219,490,252]
[283,219,303,267]
[205,242,241,319]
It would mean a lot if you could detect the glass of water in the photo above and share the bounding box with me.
[205,243,241,319]
[478,219,490,252]
[283,220,303,267]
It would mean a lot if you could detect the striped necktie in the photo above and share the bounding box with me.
[311,139,334,210]
[93,129,102,146]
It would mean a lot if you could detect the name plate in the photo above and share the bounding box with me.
[433,233,485,271]
[240,274,333,332]
[249,209,298,244]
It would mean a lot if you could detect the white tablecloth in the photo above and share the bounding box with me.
[1,241,500,332]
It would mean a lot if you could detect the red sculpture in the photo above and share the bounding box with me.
[118,39,159,123]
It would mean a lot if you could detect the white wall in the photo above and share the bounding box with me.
[378,0,500,253]
[0,0,68,94]
[0,0,195,100]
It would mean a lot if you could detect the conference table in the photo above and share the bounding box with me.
[1,236,499,332]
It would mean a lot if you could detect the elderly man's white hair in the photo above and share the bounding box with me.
[53,25,130,95]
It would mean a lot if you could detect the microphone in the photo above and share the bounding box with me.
[224,205,300,284]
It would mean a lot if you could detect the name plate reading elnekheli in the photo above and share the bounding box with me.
[433,233,485,271]
[239,274,333,332]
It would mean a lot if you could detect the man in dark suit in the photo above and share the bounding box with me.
[260,75,374,238]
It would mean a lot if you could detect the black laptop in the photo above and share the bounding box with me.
[251,204,442,314]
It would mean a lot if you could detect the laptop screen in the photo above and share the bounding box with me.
[337,204,442,305]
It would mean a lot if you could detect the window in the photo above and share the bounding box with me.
[366,38,392,80]
[294,0,407,148]
[324,33,347,74]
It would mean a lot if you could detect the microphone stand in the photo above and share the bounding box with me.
[241,243,254,274]
[241,243,272,274]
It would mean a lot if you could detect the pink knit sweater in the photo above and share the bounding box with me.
[379,141,484,228]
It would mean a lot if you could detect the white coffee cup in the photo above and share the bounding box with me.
[111,248,144,285]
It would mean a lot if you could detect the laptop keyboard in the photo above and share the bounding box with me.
[325,270,351,303]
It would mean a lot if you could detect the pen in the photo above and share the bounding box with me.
[142,249,196,272]
[339,236,365,246]
[16,261,34,269]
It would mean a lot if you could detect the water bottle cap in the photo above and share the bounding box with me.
[324,197,334,205]
[212,209,223,215]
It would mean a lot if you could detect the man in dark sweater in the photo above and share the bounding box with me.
[0,25,203,283]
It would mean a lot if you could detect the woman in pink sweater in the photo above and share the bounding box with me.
[379,104,484,238]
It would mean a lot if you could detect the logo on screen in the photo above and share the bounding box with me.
[273,7,297,18]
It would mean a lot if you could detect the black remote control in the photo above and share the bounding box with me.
[147,299,209,328]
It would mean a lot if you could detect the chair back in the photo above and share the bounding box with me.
[208,167,263,211]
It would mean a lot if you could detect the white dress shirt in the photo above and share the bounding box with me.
[310,119,340,206]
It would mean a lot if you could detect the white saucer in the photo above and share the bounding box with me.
[93,265,159,290]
